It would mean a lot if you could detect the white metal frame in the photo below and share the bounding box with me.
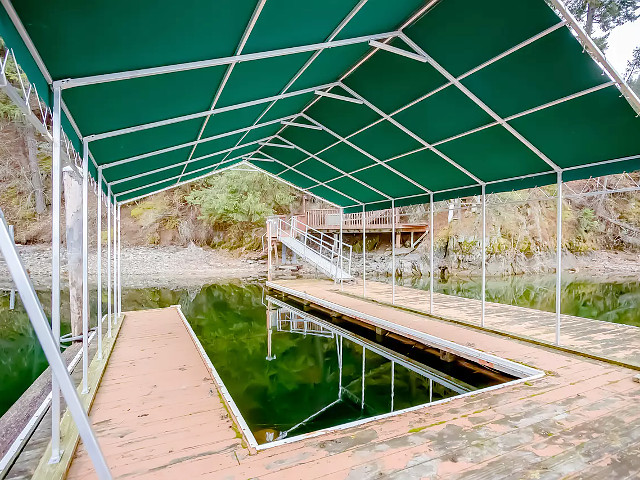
[104,114,298,173]
[107,187,112,338]
[272,135,391,200]
[429,193,434,314]
[49,84,62,464]
[555,171,562,345]
[55,31,400,90]
[0,4,638,476]
[176,0,268,185]
[391,200,396,304]
[97,170,103,359]
[114,153,248,198]
[217,0,374,167]
[87,83,337,143]
[3,0,638,212]
[0,208,111,478]
[269,216,352,281]
[81,140,90,394]
[246,151,364,205]
[23,7,627,208]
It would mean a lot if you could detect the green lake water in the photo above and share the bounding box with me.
[1,274,639,439]
[392,274,640,328]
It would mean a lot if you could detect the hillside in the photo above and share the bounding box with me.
[2,105,640,280]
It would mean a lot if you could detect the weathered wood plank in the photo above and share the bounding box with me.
[65,307,243,479]
[318,279,640,368]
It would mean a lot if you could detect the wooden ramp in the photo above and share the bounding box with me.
[66,307,242,479]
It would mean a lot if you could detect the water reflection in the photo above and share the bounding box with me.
[391,274,640,327]
[262,295,474,443]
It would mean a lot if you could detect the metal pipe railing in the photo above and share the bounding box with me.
[269,216,352,280]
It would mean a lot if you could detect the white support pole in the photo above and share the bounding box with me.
[391,200,396,305]
[117,204,122,315]
[96,170,102,360]
[481,185,486,328]
[112,197,117,321]
[555,171,562,346]
[429,193,434,314]
[81,140,89,395]
[49,84,62,464]
[106,189,111,338]
[0,210,112,479]
[362,205,366,297]
[267,219,272,282]
[339,207,343,289]
[8,225,15,310]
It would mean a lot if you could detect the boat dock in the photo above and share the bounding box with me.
[12,280,639,479]
[294,279,640,369]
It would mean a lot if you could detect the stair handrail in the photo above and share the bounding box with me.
[270,216,352,279]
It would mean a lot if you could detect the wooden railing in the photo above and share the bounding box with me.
[305,208,426,230]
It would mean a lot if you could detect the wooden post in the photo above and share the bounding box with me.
[63,166,83,338]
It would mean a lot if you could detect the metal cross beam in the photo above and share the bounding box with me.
[108,137,273,195]
[257,20,573,194]
[300,114,433,193]
[114,153,247,197]
[118,161,246,204]
[101,114,297,173]
[246,161,342,208]
[547,0,640,116]
[271,135,392,200]
[86,82,338,143]
[219,0,373,167]
[245,150,363,204]
[341,153,639,210]
[260,19,571,194]
[55,31,400,90]
[175,0,268,186]
[103,136,271,174]
[302,81,613,194]
[399,33,562,173]
[340,83,483,184]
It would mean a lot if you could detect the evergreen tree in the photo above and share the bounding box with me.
[565,0,639,50]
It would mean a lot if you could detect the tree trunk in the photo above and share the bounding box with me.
[24,124,46,214]
[63,166,83,337]
[585,1,595,36]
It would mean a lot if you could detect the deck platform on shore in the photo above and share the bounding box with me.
[24,288,640,479]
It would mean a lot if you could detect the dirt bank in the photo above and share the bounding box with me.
[0,244,266,289]
[2,244,639,291]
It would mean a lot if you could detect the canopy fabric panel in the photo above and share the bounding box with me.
[1,0,639,209]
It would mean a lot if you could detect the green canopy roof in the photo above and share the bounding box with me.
[2,0,639,211]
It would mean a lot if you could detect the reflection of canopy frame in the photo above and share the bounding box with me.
[266,295,471,441]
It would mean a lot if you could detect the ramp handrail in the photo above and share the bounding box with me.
[268,216,352,280]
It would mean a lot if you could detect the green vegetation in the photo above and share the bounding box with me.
[185,171,297,248]
[566,0,639,50]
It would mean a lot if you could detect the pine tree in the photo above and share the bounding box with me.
[564,0,639,50]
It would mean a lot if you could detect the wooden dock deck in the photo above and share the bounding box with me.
[65,307,242,479]
[50,291,639,479]
[326,279,640,369]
